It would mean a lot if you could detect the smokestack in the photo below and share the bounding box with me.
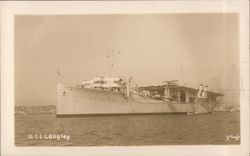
[199,84,203,93]
[204,85,208,92]
[202,85,208,98]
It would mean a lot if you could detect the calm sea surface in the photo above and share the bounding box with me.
[15,112,240,146]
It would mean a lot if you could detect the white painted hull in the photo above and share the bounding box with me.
[57,83,216,116]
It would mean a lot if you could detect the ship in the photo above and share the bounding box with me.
[56,76,223,117]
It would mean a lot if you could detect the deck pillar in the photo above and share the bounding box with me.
[177,91,181,102]
[185,91,190,103]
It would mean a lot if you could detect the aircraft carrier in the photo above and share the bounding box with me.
[56,76,223,116]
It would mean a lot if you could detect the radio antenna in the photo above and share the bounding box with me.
[105,43,122,76]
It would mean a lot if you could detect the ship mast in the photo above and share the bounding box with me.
[181,64,183,82]
[127,76,132,97]
[180,64,187,86]
[105,43,121,77]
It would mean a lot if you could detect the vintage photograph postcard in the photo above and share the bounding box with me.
[1,1,249,156]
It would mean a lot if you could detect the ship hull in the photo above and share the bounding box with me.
[56,83,216,116]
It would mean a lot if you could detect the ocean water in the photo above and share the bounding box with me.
[15,112,240,146]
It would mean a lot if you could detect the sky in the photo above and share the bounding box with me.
[14,14,239,106]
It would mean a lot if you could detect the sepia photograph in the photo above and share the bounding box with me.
[1,1,249,156]
[14,13,240,146]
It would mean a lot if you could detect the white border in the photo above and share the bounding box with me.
[1,1,249,156]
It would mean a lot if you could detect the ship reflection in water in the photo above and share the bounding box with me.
[15,110,240,146]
